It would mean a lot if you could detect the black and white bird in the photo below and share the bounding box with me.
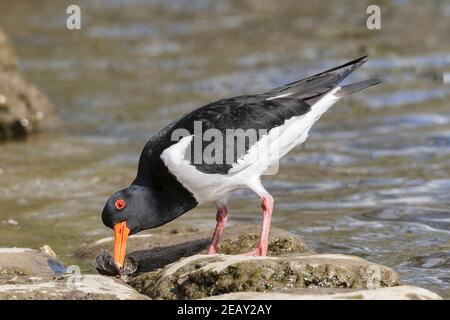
[102,56,380,268]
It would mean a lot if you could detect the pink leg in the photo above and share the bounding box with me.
[207,206,228,254]
[245,195,274,256]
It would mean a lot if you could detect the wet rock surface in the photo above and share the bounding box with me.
[0,27,57,139]
[214,225,309,256]
[129,253,401,300]
[0,247,66,276]
[78,224,309,274]
[0,247,148,300]
[0,274,149,300]
[204,285,442,300]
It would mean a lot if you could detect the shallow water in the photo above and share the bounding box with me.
[0,0,449,298]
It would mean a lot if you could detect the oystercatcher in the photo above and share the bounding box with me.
[102,56,379,268]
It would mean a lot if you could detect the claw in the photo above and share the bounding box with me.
[241,247,264,256]
[207,245,217,254]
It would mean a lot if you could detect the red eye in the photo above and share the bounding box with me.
[115,199,125,210]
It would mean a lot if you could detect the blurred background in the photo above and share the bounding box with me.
[0,0,449,297]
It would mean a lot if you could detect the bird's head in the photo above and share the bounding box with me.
[101,185,158,268]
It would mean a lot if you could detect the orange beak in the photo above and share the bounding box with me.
[113,221,130,269]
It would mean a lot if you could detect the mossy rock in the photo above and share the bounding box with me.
[213,225,308,256]
[130,253,400,299]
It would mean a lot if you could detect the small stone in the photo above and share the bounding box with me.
[8,219,18,226]
[38,245,56,258]
[3,219,18,226]
[19,118,30,127]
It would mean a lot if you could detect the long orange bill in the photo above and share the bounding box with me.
[113,221,130,269]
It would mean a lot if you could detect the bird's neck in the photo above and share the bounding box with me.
[133,142,199,227]
[133,171,198,228]
[154,194,197,226]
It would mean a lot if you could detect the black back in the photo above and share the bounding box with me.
[173,95,311,174]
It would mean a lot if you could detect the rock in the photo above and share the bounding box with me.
[76,224,309,274]
[0,248,66,276]
[0,27,58,140]
[204,285,442,300]
[129,253,400,300]
[38,245,56,258]
[0,247,148,299]
[0,274,149,300]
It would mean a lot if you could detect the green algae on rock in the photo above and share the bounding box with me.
[211,225,309,256]
[130,253,400,300]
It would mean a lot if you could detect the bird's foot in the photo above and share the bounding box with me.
[241,246,266,256]
[207,245,217,254]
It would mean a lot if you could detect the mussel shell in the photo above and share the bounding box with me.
[95,249,138,276]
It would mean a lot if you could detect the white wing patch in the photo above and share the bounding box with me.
[231,87,342,173]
